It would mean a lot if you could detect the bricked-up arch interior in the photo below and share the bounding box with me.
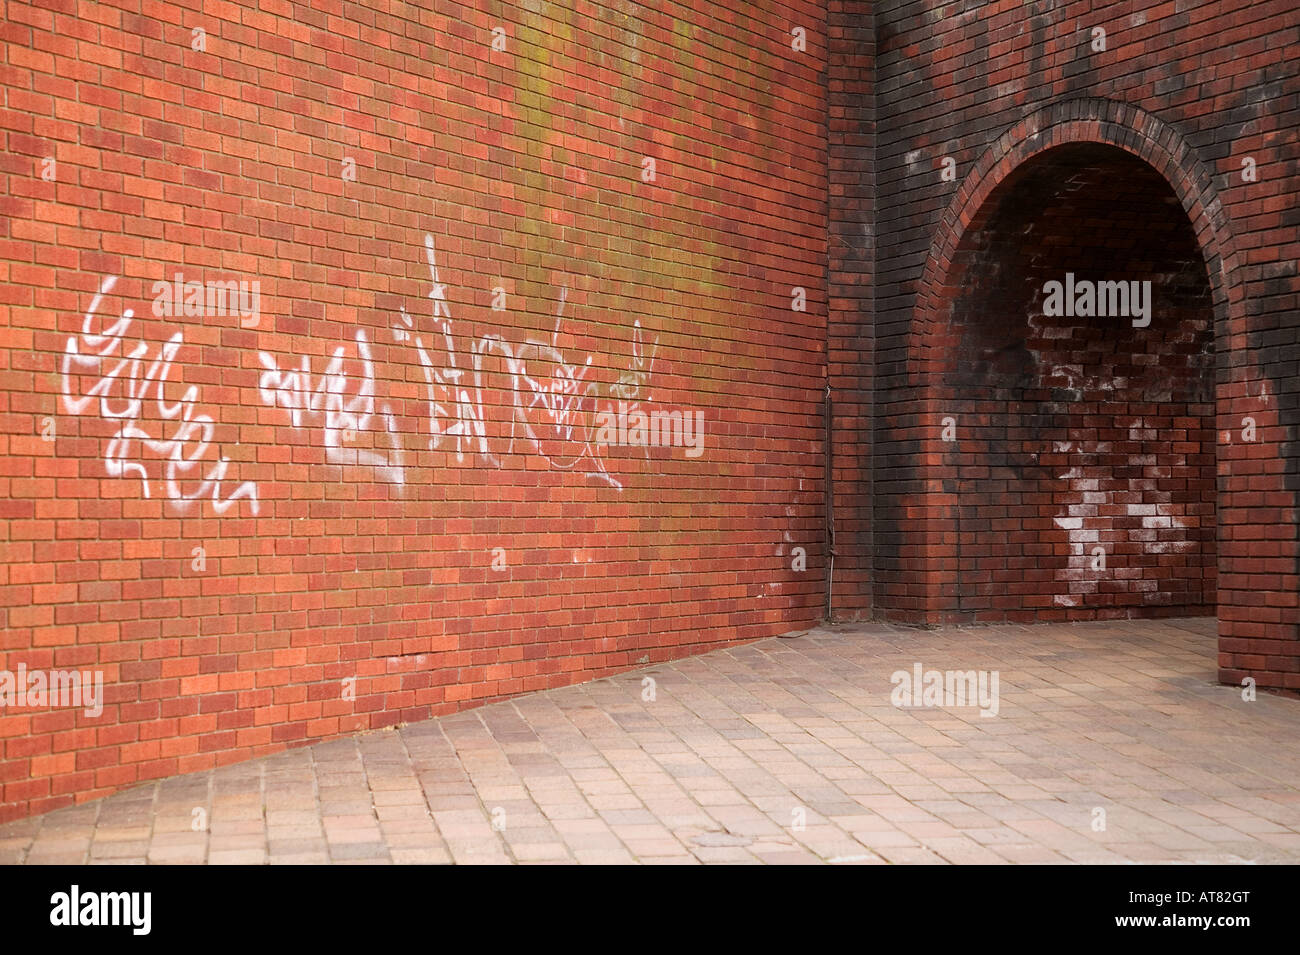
[933,143,1216,621]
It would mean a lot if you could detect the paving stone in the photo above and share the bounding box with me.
[3,619,1298,865]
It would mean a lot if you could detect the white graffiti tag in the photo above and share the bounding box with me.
[60,232,668,513]
[60,277,259,514]
[611,320,657,402]
[392,234,631,487]
[257,329,405,485]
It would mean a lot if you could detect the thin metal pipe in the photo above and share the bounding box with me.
[825,381,835,622]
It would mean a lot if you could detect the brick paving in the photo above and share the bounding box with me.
[2,617,1299,865]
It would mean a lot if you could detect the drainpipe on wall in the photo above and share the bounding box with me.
[825,381,836,623]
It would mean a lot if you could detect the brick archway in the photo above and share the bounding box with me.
[901,98,1251,640]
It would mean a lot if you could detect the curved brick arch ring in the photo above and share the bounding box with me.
[903,96,1247,626]
[910,96,1244,388]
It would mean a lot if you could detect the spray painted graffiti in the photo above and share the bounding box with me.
[257,329,406,486]
[62,231,681,514]
[388,233,668,489]
[60,276,260,514]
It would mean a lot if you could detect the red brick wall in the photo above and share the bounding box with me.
[0,0,829,821]
[826,0,874,618]
[867,1,1299,689]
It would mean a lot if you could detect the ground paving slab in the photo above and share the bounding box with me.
[2,617,1298,865]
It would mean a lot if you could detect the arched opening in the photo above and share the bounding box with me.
[929,142,1216,621]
